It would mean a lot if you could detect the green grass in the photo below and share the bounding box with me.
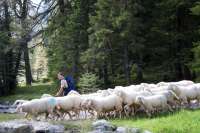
[0,114,23,122]
[51,119,92,133]
[111,109,200,133]
[0,83,57,102]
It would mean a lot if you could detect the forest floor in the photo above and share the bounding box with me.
[0,83,56,102]
[0,84,200,133]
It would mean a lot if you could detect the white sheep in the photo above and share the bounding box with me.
[85,94,123,119]
[114,90,152,116]
[41,94,53,98]
[16,97,57,120]
[157,80,194,87]
[136,95,172,116]
[67,90,80,96]
[55,95,82,120]
[169,84,200,105]
[12,100,29,107]
[174,80,194,86]
[152,90,180,108]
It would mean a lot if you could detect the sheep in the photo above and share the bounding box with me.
[67,90,80,96]
[174,80,194,86]
[114,90,152,116]
[157,82,170,87]
[147,85,172,92]
[157,80,194,87]
[80,97,95,119]
[16,97,57,120]
[107,88,114,94]
[14,80,200,120]
[97,90,112,97]
[55,95,83,120]
[12,100,29,107]
[80,92,116,119]
[41,94,53,98]
[136,95,172,116]
[80,94,101,119]
[169,84,200,105]
[151,90,180,108]
[85,94,123,119]
[140,83,157,90]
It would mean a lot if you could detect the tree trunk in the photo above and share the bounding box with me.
[24,43,33,85]
[14,47,22,78]
[135,63,143,83]
[103,61,109,89]
[182,65,192,80]
[72,43,79,80]
[123,43,130,85]
[174,61,183,81]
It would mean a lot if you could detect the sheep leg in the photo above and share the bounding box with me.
[88,110,95,118]
[33,114,38,121]
[24,113,28,118]
[96,111,100,119]
[164,104,173,112]
[130,106,135,116]
[84,110,87,119]
[66,112,73,120]
[146,110,151,117]
[104,112,109,120]
[119,111,122,119]
[170,101,177,109]
[45,112,49,120]
[53,110,62,121]
[76,110,81,120]
[55,110,65,120]
[197,97,200,106]
[124,105,130,117]
[182,97,188,108]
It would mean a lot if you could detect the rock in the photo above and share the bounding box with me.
[31,121,64,133]
[0,120,64,133]
[92,119,110,128]
[115,127,142,133]
[143,130,152,133]
[0,104,17,114]
[130,128,142,133]
[89,120,150,133]
[116,127,127,133]
[0,120,34,133]
[91,119,116,132]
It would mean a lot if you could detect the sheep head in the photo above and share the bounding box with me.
[136,96,145,105]
[16,105,23,113]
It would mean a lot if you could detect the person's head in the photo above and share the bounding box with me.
[57,72,65,80]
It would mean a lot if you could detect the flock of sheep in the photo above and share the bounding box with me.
[14,80,200,120]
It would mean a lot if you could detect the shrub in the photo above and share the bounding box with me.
[78,72,102,93]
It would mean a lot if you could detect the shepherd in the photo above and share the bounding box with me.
[56,72,76,96]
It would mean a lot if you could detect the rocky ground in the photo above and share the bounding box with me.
[0,119,152,133]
